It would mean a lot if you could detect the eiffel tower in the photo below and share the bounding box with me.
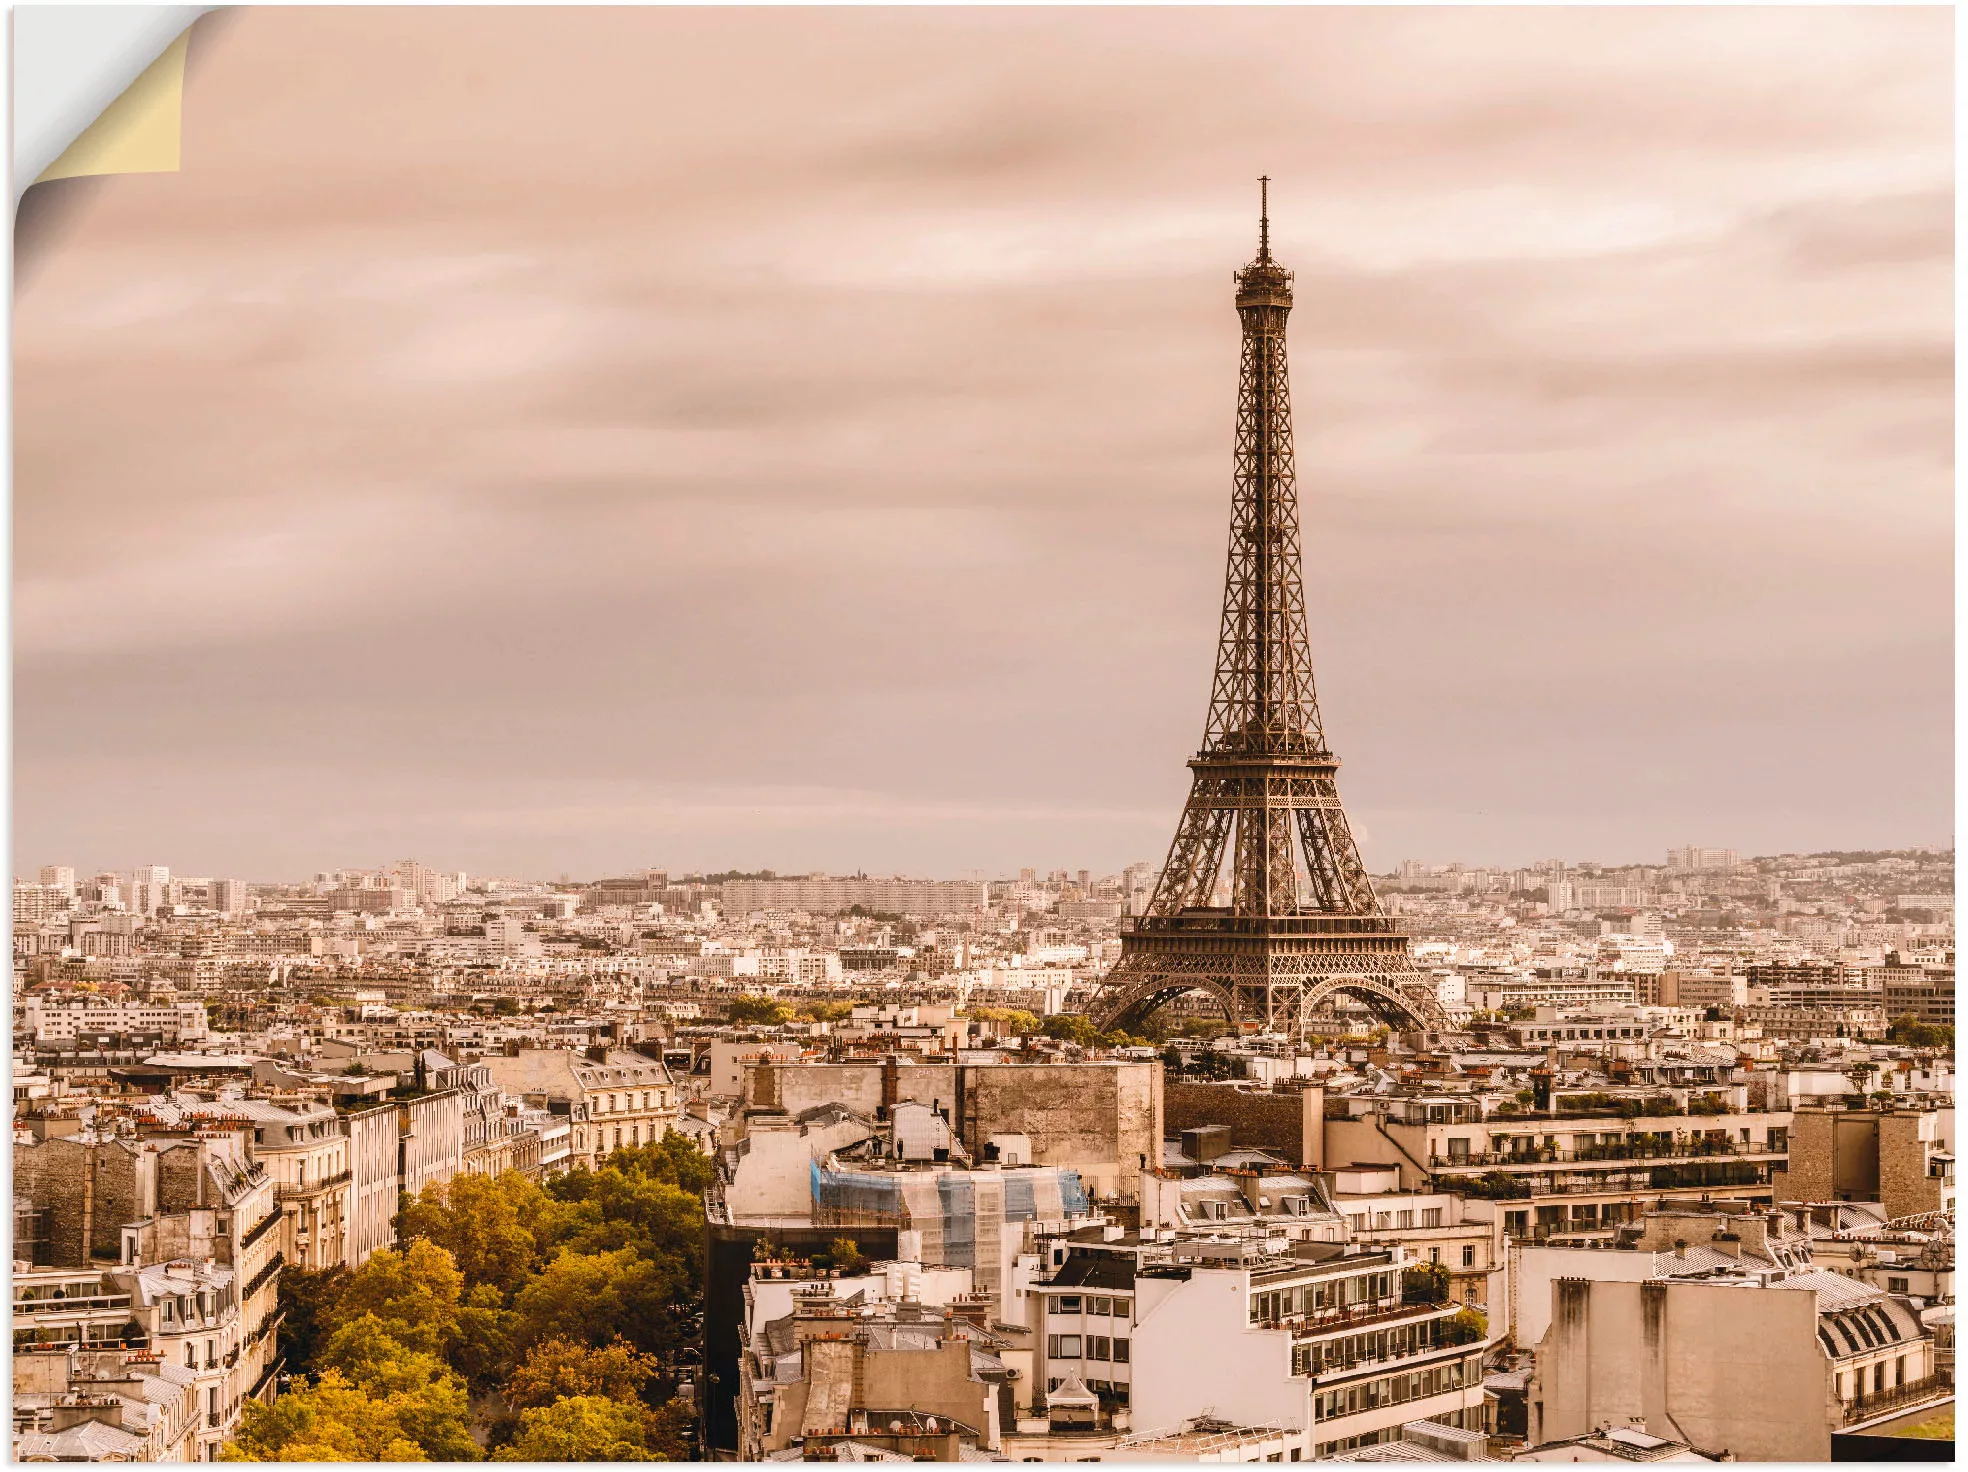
[1092,181,1447,1039]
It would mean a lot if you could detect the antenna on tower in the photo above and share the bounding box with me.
[1258,175,1271,262]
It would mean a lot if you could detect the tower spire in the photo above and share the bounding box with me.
[1258,174,1271,262]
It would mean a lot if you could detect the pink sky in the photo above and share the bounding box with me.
[14,6,1953,880]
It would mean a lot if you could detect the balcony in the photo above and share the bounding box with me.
[1839,1375,1950,1427]
[13,1293,133,1316]
[1259,1298,1459,1339]
[243,1253,285,1301]
[1430,1140,1781,1171]
[276,1169,352,1200]
[239,1211,281,1250]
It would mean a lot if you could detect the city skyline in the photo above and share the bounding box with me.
[20,840,1953,893]
[15,7,1952,880]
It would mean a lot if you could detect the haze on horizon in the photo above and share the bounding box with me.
[13,7,1953,884]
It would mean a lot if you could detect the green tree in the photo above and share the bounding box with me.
[454,1282,518,1391]
[273,1265,349,1380]
[1888,1014,1952,1050]
[600,1133,716,1197]
[506,1337,663,1412]
[320,1240,464,1356]
[1401,1262,1450,1304]
[508,1247,688,1360]
[543,1160,704,1280]
[1039,1013,1101,1047]
[830,1236,867,1275]
[396,1171,551,1295]
[725,995,790,1026]
[491,1395,666,1462]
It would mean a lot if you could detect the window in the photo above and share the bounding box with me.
[1429,1248,1441,1265]
[1087,1336,1110,1360]
[1396,1211,1414,1230]
[1421,1208,1443,1228]
[1462,1245,1477,1268]
[1112,1337,1129,1363]
[1889,1277,1910,1293]
[1048,1335,1082,1359]
[1054,1295,1082,1315]
[1446,1138,1470,1163]
[1089,1297,1112,1316]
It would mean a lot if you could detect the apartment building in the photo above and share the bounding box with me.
[1874,953,1956,1028]
[1530,1270,1947,1460]
[481,1044,677,1171]
[1323,1095,1792,1243]
[736,1267,1009,1460]
[13,1347,202,1462]
[1772,1105,1956,1221]
[1122,1236,1489,1459]
[20,998,210,1044]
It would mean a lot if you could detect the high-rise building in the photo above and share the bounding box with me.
[1667,846,1739,873]
[36,865,75,898]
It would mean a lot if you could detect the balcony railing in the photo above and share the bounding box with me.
[240,1210,281,1250]
[243,1252,285,1301]
[1431,1141,1781,1170]
[1257,1298,1457,1338]
[13,1293,133,1316]
[1839,1375,1950,1427]
[276,1170,352,1199]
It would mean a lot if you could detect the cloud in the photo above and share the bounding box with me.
[13,6,1951,878]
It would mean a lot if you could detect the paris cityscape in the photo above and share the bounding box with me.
[14,203,1956,1461]
[12,7,1953,1469]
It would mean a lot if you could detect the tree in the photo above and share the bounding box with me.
[397,1171,551,1295]
[1402,1262,1450,1304]
[802,1000,854,1022]
[222,1370,431,1462]
[830,1236,867,1275]
[1888,1014,1952,1050]
[320,1240,464,1356]
[1039,1013,1101,1048]
[600,1133,716,1197]
[542,1167,703,1282]
[506,1337,663,1412]
[274,1265,349,1379]
[508,1247,688,1360]
[725,995,790,1026]
[491,1395,666,1462]
[311,1322,480,1462]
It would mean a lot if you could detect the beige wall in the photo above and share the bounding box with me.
[962,1062,1160,1203]
[1533,1278,1831,1461]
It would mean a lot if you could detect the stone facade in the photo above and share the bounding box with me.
[1164,1081,1310,1165]
[13,1137,155,1267]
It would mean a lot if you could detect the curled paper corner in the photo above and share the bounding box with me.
[36,25,193,185]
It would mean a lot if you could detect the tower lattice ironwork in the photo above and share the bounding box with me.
[1092,180,1447,1038]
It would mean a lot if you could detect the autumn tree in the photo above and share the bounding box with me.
[319,1239,464,1356]
[508,1247,686,1360]
[506,1336,662,1411]
[396,1170,552,1294]
[222,1371,430,1462]
[491,1395,666,1462]
[227,1330,478,1463]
